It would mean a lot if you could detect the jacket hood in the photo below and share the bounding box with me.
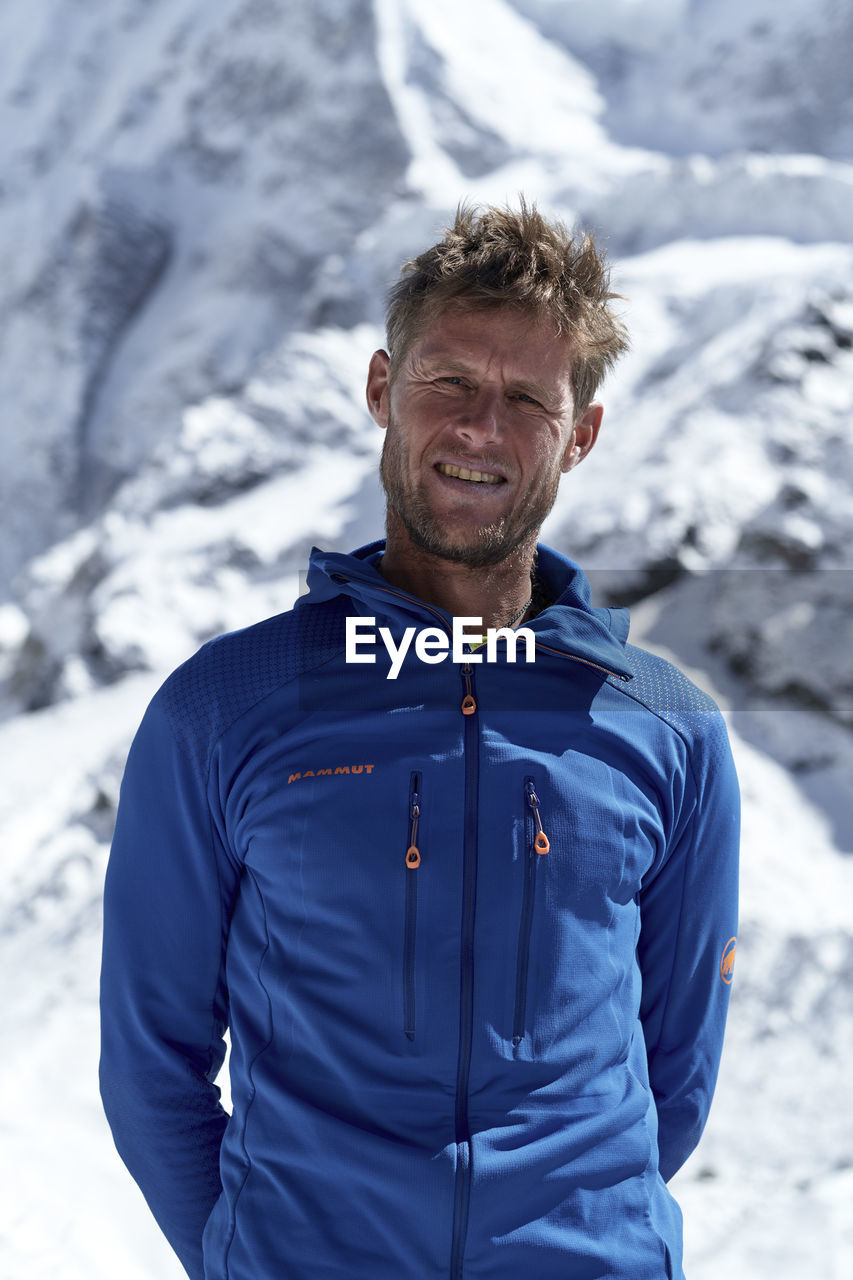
[300,540,633,682]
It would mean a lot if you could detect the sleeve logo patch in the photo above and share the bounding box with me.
[720,937,737,984]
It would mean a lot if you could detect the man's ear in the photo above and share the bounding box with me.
[366,350,391,428]
[561,402,604,473]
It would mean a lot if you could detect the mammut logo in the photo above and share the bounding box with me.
[288,764,375,785]
[720,937,737,985]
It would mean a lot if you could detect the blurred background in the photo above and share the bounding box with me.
[1,0,852,1275]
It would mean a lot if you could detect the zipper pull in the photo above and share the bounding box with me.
[406,790,421,868]
[526,783,550,854]
[461,662,477,715]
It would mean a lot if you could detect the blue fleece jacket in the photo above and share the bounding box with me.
[99,541,739,1280]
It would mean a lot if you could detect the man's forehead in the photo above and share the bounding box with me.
[410,305,574,379]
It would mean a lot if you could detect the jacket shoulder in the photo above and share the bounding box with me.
[611,642,730,759]
[155,598,348,781]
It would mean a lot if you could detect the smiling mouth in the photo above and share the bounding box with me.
[435,463,505,485]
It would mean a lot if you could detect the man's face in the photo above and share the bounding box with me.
[366,306,603,568]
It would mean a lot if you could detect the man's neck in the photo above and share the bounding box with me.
[378,515,538,632]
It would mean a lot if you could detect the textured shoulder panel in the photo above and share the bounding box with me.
[609,642,726,754]
[159,598,348,782]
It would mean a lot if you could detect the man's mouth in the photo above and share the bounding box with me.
[435,462,505,485]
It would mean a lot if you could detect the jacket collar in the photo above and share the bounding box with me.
[301,540,633,681]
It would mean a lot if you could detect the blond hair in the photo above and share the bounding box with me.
[386,199,629,413]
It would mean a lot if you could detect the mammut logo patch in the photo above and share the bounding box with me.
[288,764,375,785]
[720,937,737,984]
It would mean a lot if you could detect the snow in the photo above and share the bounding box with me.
[514,0,688,53]
[1,0,852,1275]
[518,0,853,160]
[0,686,180,1280]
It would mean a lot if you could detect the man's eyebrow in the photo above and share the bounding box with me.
[413,352,474,375]
[414,353,565,405]
[511,377,562,404]
[504,373,570,410]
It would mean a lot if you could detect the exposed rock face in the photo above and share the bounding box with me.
[0,0,408,587]
[514,0,853,158]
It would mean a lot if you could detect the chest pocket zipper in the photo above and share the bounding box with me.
[403,772,422,1040]
[513,778,550,1047]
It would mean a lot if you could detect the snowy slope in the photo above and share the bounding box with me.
[516,0,853,158]
[0,0,406,587]
[1,1,852,1276]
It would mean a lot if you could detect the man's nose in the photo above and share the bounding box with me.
[451,387,505,444]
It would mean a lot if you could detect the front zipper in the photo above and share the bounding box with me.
[403,771,421,1041]
[512,778,550,1047]
[450,660,479,1280]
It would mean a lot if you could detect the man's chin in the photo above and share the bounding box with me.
[400,515,521,570]
[422,543,511,570]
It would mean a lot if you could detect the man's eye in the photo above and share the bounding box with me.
[439,376,464,386]
[516,393,542,407]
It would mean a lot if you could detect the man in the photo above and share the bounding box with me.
[100,202,739,1280]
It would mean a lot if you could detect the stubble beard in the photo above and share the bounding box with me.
[379,412,563,570]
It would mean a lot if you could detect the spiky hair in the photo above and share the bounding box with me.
[386,198,629,412]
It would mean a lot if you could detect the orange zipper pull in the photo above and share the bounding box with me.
[406,793,421,868]
[461,663,477,715]
[526,784,550,854]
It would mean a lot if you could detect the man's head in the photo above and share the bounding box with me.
[385,199,628,417]
[366,200,629,570]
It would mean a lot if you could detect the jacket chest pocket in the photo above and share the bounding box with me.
[512,777,550,1046]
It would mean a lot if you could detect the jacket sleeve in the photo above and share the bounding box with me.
[637,707,740,1182]
[99,686,242,1280]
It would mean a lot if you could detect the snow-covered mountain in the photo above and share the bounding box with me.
[516,0,853,158]
[1,2,851,1277]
